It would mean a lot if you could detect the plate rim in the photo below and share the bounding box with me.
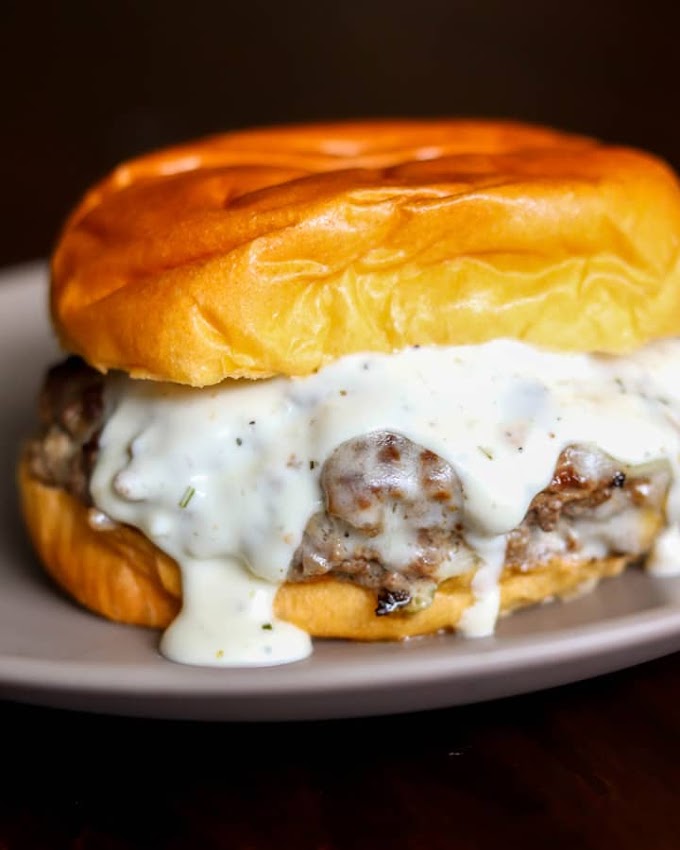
[1,260,679,719]
[0,601,677,685]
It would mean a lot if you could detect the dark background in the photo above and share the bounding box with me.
[2,3,680,847]
[3,0,680,266]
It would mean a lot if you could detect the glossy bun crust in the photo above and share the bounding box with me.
[51,120,680,386]
[19,456,628,639]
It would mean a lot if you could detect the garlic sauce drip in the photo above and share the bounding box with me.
[90,339,680,666]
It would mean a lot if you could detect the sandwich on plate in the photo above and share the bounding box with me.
[19,119,680,666]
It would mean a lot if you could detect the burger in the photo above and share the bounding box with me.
[18,119,680,667]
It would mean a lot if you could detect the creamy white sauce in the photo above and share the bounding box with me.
[159,557,311,666]
[90,339,680,666]
[647,526,680,576]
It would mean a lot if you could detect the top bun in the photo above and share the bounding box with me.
[51,119,680,386]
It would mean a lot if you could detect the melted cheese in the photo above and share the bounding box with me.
[90,339,680,666]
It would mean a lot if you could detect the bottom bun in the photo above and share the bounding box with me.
[18,454,629,640]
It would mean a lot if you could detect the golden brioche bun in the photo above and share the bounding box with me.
[50,119,680,386]
[19,454,629,639]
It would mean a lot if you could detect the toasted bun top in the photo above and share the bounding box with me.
[51,119,680,386]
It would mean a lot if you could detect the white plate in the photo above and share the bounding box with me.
[1,261,679,721]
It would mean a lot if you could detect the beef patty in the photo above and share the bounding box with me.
[27,357,672,615]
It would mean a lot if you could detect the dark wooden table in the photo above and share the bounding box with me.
[1,652,679,849]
